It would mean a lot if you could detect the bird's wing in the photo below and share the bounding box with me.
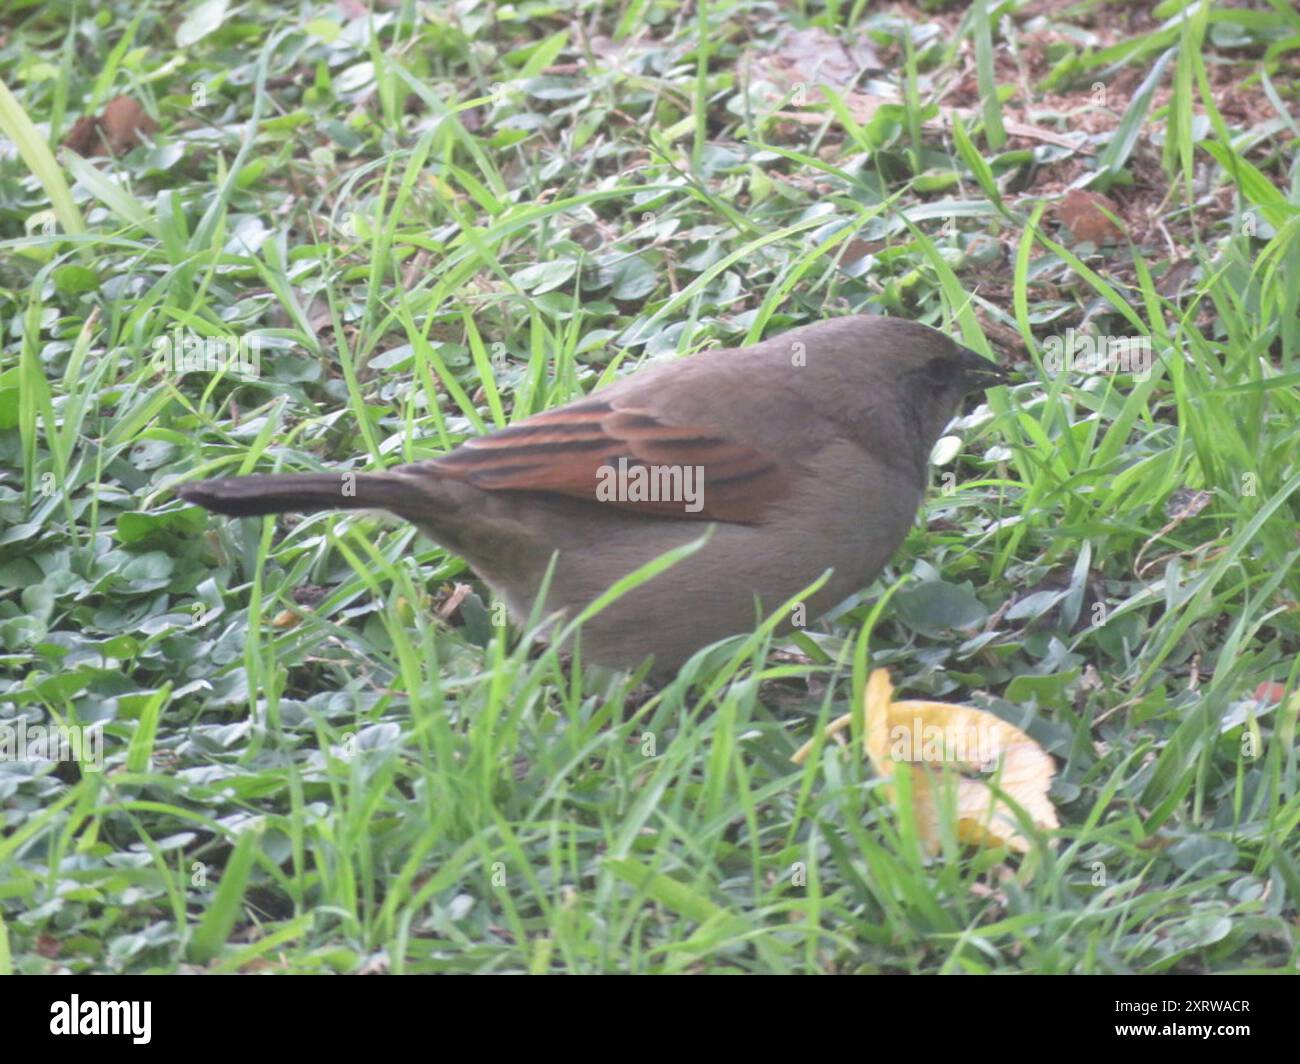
[428,396,792,523]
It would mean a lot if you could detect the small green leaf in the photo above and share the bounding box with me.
[52,264,100,295]
[896,580,989,631]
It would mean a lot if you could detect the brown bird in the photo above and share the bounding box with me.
[178,316,1006,674]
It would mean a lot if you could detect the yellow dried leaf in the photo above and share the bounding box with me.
[793,668,1058,853]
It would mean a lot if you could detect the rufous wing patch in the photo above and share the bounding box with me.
[429,398,790,523]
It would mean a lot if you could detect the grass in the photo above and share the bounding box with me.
[0,0,1298,973]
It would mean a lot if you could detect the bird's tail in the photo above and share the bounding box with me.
[177,471,420,518]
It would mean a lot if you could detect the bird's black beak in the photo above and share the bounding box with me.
[954,345,1010,389]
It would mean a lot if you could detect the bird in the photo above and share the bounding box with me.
[177,315,1006,675]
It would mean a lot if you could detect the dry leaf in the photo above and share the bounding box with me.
[62,95,157,156]
[750,34,1090,155]
[794,668,1058,853]
[766,26,882,91]
[61,114,102,156]
[435,581,473,621]
[1059,189,1124,245]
